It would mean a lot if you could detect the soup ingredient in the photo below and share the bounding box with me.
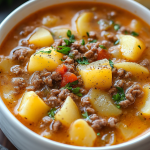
[76,57,89,65]
[0,58,15,73]
[140,85,150,117]
[55,96,81,127]
[29,27,54,47]
[69,119,96,146]
[130,19,142,32]
[97,49,110,60]
[18,91,50,123]
[57,46,71,55]
[48,108,56,119]
[119,35,145,61]
[28,47,63,73]
[82,111,90,120]
[88,88,122,117]
[52,28,75,39]
[116,123,136,140]
[112,87,126,108]
[114,62,149,77]
[77,59,112,89]
[76,12,94,36]
[42,15,59,27]
[60,72,78,87]
[61,80,82,96]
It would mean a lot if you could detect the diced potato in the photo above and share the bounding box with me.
[69,119,96,147]
[77,59,112,90]
[0,57,14,73]
[114,62,149,77]
[18,91,50,123]
[29,27,54,47]
[76,12,94,37]
[42,15,59,27]
[55,96,81,127]
[116,123,136,140]
[28,47,63,73]
[140,85,150,117]
[51,28,76,39]
[108,46,122,59]
[119,35,146,61]
[130,19,142,32]
[88,88,122,117]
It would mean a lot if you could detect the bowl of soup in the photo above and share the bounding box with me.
[0,0,150,150]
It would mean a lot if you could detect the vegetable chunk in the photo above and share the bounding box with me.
[55,96,81,127]
[77,59,112,90]
[88,88,122,117]
[114,62,149,77]
[28,47,63,73]
[141,85,150,117]
[42,15,59,27]
[76,12,94,37]
[119,35,145,61]
[18,91,50,123]
[69,119,96,147]
[29,27,54,47]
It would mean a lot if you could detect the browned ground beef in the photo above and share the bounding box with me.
[52,121,62,132]
[20,26,35,36]
[10,65,24,75]
[12,48,29,62]
[91,119,107,130]
[140,59,150,67]
[12,77,26,92]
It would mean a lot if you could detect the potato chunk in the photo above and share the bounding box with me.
[76,12,94,37]
[69,119,96,147]
[119,35,145,61]
[51,28,76,39]
[0,57,15,73]
[114,62,149,77]
[18,91,50,123]
[116,123,136,140]
[28,47,63,73]
[42,15,59,27]
[29,27,54,47]
[77,59,112,90]
[130,19,142,32]
[55,96,81,127]
[140,85,150,117]
[88,88,122,117]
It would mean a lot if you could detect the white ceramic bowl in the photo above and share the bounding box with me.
[0,0,150,150]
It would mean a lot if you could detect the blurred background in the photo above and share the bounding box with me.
[0,0,149,150]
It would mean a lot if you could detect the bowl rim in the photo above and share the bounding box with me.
[0,0,150,149]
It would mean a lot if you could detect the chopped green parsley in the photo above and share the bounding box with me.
[99,45,107,50]
[82,111,90,120]
[109,59,114,69]
[48,108,56,119]
[76,57,89,65]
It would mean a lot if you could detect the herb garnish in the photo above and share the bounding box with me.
[48,108,56,119]
[60,58,64,61]
[131,31,139,36]
[67,30,76,43]
[138,45,141,49]
[76,57,89,65]
[97,133,100,136]
[36,50,52,54]
[124,30,129,34]
[99,45,107,50]
[114,39,120,45]
[89,40,97,43]
[82,111,90,120]
[62,80,82,97]
[57,46,71,55]
[86,32,90,37]
[64,39,72,46]
[109,59,114,69]
[112,87,126,108]
[81,39,85,45]
[114,24,120,31]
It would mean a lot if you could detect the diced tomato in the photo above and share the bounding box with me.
[97,49,110,60]
[56,64,67,77]
[61,72,78,87]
